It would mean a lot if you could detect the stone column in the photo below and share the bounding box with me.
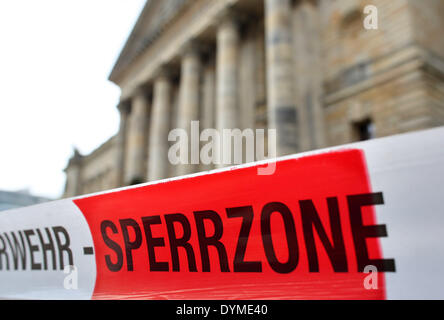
[148,68,172,181]
[115,101,130,187]
[176,42,202,176]
[294,0,325,150]
[216,11,240,167]
[201,61,216,132]
[125,87,149,185]
[265,0,299,156]
[200,59,216,172]
[254,23,268,161]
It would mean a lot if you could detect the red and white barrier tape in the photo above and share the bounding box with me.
[1,127,443,299]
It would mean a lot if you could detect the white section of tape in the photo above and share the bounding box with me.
[362,128,444,299]
[0,199,96,299]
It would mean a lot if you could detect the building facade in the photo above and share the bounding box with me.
[63,0,444,198]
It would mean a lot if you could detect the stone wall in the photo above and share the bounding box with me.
[322,0,444,146]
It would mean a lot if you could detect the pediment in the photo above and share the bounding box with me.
[109,0,189,83]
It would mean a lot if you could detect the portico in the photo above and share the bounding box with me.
[113,0,307,184]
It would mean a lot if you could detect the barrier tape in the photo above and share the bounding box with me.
[1,127,443,299]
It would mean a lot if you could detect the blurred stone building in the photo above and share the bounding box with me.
[63,0,444,198]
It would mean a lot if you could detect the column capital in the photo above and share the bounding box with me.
[293,0,318,7]
[179,39,211,58]
[117,100,131,114]
[153,64,175,81]
[214,6,248,30]
[132,83,152,99]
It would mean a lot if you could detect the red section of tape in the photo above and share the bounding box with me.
[74,149,386,299]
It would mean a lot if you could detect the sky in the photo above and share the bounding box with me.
[0,0,147,199]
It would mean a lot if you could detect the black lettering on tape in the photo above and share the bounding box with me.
[261,202,299,274]
[0,234,9,270]
[101,220,124,272]
[164,213,197,272]
[347,192,396,272]
[83,247,94,255]
[194,210,230,272]
[24,229,42,271]
[0,226,74,272]
[226,206,262,273]
[95,192,395,275]
[36,228,57,270]
[119,219,142,271]
[52,226,73,270]
[4,231,27,271]
[141,216,169,272]
[300,197,348,272]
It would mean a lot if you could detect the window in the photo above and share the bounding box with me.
[353,118,375,141]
